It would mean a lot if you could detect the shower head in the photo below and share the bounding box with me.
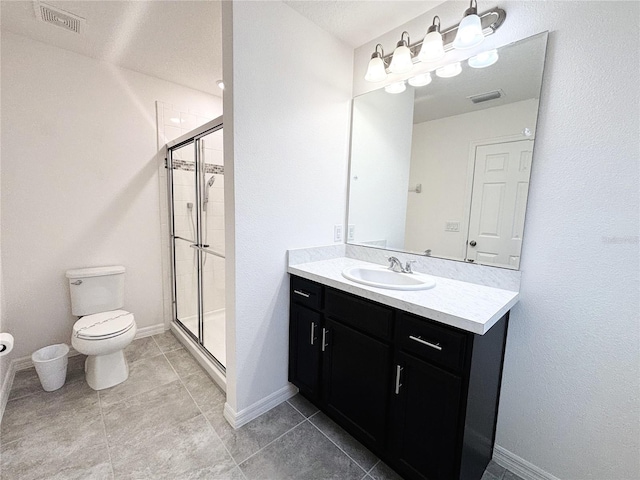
[203,175,216,210]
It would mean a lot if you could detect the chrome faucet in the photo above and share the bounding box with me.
[387,257,417,274]
[387,256,404,272]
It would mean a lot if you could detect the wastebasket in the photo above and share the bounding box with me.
[31,343,70,392]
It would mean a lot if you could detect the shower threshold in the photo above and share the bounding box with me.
[171,321,226,393]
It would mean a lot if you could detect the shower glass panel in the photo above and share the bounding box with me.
[167,117,225,371]
[199,128,226,364]
[170,140,199,341]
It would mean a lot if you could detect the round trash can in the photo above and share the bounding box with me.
[31,343,70,392]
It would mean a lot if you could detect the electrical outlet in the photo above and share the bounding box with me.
[445,221,460,232]
[334,224,343,242]
[348,224,355,241]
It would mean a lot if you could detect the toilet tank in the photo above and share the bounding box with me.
[66,266,126,316]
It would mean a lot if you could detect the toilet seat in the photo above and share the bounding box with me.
[73,310,135,340]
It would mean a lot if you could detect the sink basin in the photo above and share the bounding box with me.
[342,265,436,291]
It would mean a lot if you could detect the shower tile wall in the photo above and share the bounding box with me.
[156,102,224,326]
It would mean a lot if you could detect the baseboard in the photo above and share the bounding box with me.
[223,383,298,429]
[493,445,560,480]
[136,322,166,338]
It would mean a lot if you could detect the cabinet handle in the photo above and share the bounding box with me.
[322,328,329,352]
[294,290,310,298]
[310,322,316,345]
[409,335,442,351]
[395,365,403,395]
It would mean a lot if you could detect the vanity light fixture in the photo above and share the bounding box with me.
[452,0,485,50]
[436,62,462,78]
[418,16,445,63]
[389,32,413,74]
[364,44,387,82]
[408,73,432,87]
[468,49,499,68]
[384,81,407,94]
[363,5,505,84]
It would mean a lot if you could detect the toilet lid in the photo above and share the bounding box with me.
[74,310,135,340]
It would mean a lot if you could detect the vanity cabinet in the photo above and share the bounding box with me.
[288,275,509,480]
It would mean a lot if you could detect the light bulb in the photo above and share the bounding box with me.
[408,73,432,87]
[435,62,462,78]
[453,1,484,50]
[364,44,387,82]
[389,32,413,74]
[384,81,406,94]
[216,80,225,90]
[418,16,445,63]
[468,49,498,68]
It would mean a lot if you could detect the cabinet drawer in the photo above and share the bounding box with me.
[398,314,467,373]
[291,276,323,311]
[325,289,393,340]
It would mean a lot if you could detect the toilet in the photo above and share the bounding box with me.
[66,266,137,390]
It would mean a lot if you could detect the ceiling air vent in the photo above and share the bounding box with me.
[33,1,85,34]
[468,89,505,104]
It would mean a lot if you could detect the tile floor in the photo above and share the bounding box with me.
[1,332,523,480]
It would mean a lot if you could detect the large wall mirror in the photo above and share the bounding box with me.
[347,32,548,270]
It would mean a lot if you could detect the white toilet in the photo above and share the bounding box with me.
[66,266,137,390]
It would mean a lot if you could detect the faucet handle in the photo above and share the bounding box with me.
[404,260,417,273]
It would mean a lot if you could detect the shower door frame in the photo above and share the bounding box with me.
[166,115,225,374]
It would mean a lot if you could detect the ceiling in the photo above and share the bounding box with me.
[0,0,223,94]
[1,1,446,94]
[284,1,446,48]
[410,33,547,123]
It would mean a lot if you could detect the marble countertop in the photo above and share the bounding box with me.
[287,257,519,335]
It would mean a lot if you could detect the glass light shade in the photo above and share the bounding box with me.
[384,81,406,94]
[365,55,387,82]
[389,44,413,74]
[468,49,498,68]
[408,73,432,87]
[452,14,484,49]
[435,62,462,78]
[418,31,445,62]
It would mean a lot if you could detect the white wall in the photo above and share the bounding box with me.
[405,99,538,259]
[1,32,221,360]
[222,1,352,414]
[349,87,414,248]
[353,2,640,478]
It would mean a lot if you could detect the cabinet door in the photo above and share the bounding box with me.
[391,352,462,480]
[322,318,391,450]
[289,304,322,401]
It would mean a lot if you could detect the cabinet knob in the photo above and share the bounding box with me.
[469,240,477,247]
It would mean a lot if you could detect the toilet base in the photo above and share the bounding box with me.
[85,350,129,390]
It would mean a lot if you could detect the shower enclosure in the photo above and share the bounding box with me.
[166,116,225,372]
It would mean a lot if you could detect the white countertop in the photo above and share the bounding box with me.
[287,257,519,335]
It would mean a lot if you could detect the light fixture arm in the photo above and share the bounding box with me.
[464,0,479,17]
[381,7,506,67]
[427,16,441,34]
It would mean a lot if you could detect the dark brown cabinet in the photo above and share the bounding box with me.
[288,275,509,480]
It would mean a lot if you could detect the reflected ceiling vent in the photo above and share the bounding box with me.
[468,89,505,104]
[33,1,85,34]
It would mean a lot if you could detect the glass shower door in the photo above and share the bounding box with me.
[168,119,225,370]
[199,128,225,365]
[169,140,200,341]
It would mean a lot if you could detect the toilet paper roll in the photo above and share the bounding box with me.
[0,333,14,356]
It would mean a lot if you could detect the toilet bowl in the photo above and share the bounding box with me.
[71,309,137,390]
